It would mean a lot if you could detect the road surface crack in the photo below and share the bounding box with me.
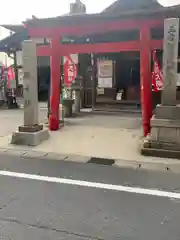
[0,217,104,240]
[0,196,18,211]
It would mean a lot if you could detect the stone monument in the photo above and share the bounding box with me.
[141,18,180,158]
[72,76,82,113]
[11,40,49,146]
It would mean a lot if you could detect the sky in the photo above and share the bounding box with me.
[0,0,179,24]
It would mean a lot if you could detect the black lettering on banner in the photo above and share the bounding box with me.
[167,24,177,43]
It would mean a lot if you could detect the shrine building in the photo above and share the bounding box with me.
[0,0,180,135]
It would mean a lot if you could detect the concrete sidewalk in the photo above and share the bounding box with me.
[0,108,180,172]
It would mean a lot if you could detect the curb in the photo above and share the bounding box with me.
[0,148,90,163]
[0,147,180,173]
[113,159,180,173]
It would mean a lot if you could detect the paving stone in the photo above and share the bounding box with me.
[44,153,68,161]
[23,151,48,158]
[66,154,90,163]
[6,149,27,157]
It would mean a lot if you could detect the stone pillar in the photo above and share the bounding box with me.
[162,18,179,106]
[11,40,49,146]
[141,18,180,159]
[74,89,81,113]
[23,41,38,126]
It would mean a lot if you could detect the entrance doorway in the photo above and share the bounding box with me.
[81,52,140,111]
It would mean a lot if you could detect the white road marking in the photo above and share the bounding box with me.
[0,170,179,199]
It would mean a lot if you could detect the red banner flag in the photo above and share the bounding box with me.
[64,55,77,87]
[152,51,163,92]
[7,66,15,89]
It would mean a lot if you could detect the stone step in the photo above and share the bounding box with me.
[141,146,180,159]
[93,108,141,114]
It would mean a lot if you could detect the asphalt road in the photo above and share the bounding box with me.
[0,155,180,239]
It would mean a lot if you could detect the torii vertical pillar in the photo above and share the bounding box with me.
[140,25,152,136]
[49,37,61,131]
[142,18,180,159]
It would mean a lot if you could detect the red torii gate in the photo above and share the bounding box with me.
[25,16,164,135]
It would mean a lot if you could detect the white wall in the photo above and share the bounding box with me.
[177,74,180,86]
[0,27,14,66]
[16,50,22,66]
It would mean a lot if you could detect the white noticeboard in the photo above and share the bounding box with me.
[97,60,113,88]
[177,74,180,87]
[18,69,24,85]
[97,88,104,95]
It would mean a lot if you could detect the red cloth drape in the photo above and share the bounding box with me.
[7,66,15,89]
[152,51,163,92]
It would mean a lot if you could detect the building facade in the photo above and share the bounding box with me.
[0,27,14,66]
[0,0,180,135]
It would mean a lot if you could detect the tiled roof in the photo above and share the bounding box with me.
[0,29,28,52]
[102,0,163,13]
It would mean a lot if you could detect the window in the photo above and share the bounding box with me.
[151,27,164,40]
